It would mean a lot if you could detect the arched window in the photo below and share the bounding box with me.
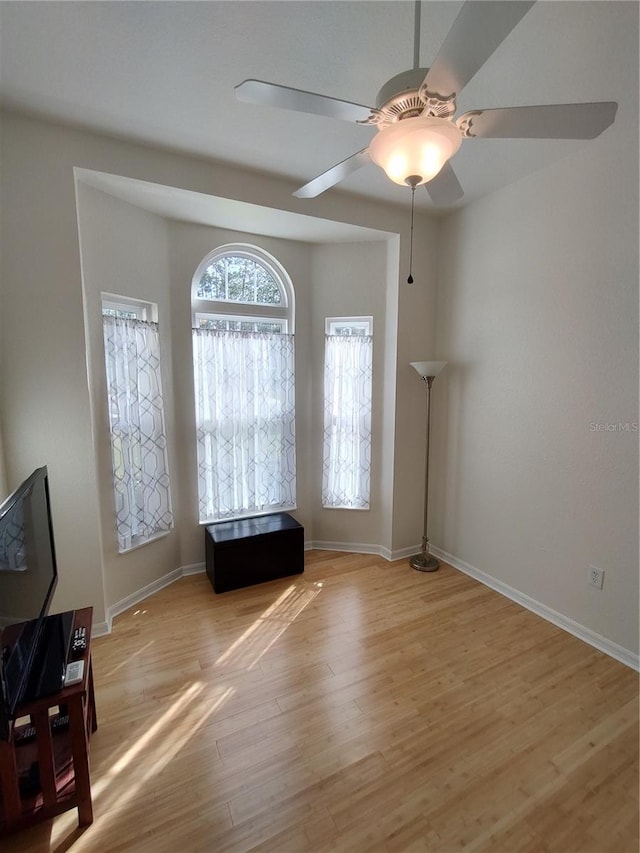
[191,244,296,523]
[192,244,294,333]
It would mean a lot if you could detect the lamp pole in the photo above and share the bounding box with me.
[409,361,446,572]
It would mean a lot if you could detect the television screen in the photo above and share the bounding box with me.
[0,467,59,737]
[0,468,58,627]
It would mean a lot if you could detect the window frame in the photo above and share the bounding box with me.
[325,316,373,336]
[322,315,374,511]
[192,244,294,333]
[194,313,288,334]
[102,292,157,322]
[101,296,173,552]
[191,245,297,524]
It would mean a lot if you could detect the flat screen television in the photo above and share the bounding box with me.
[0,466,72,740]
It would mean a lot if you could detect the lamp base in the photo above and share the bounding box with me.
[410,552,439,572]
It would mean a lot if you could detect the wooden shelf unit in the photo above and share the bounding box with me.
[0,607,97,836]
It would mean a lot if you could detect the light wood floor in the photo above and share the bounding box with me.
[4,551,638,852]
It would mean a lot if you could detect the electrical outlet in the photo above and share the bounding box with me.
[589,566,605,590]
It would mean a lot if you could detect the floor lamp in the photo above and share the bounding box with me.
[409,361,447,572]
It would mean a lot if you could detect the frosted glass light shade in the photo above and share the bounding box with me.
[410,361,447,379]
[369,117,462,187]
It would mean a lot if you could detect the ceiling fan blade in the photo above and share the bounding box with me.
[235,79,375,123]
[293,149,371,198]
[421,1,535,101]
[458,102,618,139]
[425,162,464,205]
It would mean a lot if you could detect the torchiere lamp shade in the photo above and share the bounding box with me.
[410,361,447,379]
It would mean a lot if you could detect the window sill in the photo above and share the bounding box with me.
[118,529,172,555]
[199,505,298,525]
[322,504,370,511]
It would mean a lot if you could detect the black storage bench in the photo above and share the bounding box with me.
[205,512,304,594]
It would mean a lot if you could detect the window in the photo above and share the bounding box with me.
[325,317,372,336]
[192,245,293,332]
[101,295,173,552]
[102,293,155,322]
[194,314,287,334]
[192,245,296,523]
[323,317,373,510]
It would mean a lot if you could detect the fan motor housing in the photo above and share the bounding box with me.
[375,67,456,125]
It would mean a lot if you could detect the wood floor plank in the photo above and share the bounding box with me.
[2,552,637,852]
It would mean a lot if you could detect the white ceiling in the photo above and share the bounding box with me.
[0,1,635,213]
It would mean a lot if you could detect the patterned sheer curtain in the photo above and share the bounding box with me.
[102,316,173,552]
[322,333,373,509]
[193,328,296,522]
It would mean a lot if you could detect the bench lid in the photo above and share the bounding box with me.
[206,512,302,544]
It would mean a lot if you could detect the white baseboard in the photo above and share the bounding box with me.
[430,545,640,672]
[309,540,416,563]
[97,562,206,635]
[182,562,206,576]
[310,540,383,557]
[388,544,421,562]
[108,567,183,624]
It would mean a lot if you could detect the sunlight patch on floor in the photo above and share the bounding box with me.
[101,640,155,678]
[111,681,203,775]
[49,682,235,850]
[215,582,322,671]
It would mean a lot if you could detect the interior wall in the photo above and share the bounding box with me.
[379,236,400,555]
[432,34,639,654]
[76,184,181,608]
[0,121,107,623]
[309,241,390,549]
[390,218,443,555]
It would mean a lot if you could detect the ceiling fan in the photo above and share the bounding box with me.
[235,0,617,205]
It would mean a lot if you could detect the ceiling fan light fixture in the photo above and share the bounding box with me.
[369,116,462,186]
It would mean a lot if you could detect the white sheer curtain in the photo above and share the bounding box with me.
[102,316,174,551]
[322,333,373,509]
[192,328,296,522]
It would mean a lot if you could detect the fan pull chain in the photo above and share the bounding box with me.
[407,185,415,284]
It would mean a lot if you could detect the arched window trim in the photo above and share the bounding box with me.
[191,243,295,333]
